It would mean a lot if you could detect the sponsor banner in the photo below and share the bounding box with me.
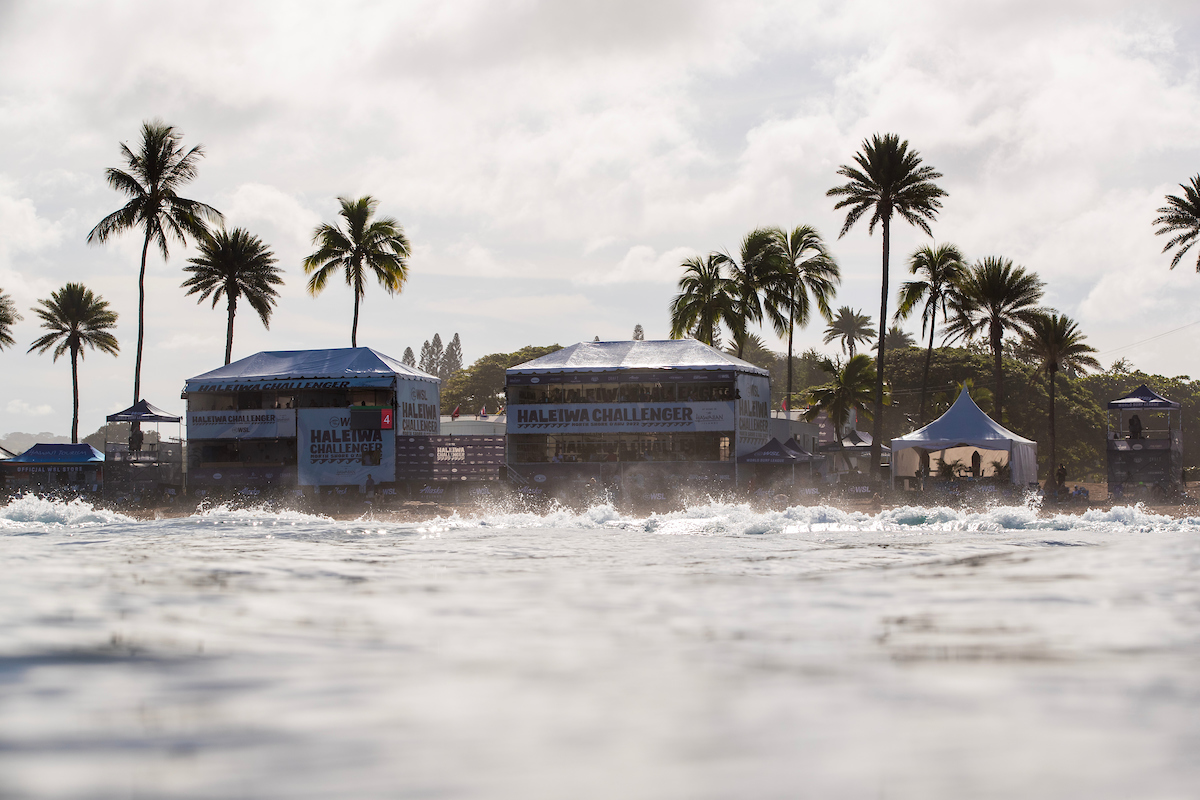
[188,409,296,439]
[397,379,440,435]
[735,374,771,456]
[185,377,397,393]
[507,402,734,434]
[395,435,505,481]
[298,409,395,486]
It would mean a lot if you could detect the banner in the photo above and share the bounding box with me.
[508,401,734,434]
[188,409,296,440]
[735,374,771,456]
[297,409,395,486]
[395,435,505,481]
[397,378,441,435]
[185,376,396,393]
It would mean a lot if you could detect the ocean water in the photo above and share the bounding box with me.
[1,494,1199,799]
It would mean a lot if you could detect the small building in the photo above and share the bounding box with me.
[102,400,184,498]
[183,347,440,493]
[0,443,104,494]
[504,339,770,498]
[1106,384,1182,493]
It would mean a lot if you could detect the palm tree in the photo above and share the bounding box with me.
[720,228,786,358]
[768,225,840,408]
[804,354,879,472]
[1023,312,1099,480]
[881,324,917,350]
[28,284,119,443]
[823,306,875,357]
[1154,175,1200,271]
[945,257,1044,423]
[182,228,283,365]
[0,288,21,349]
[87,120,222,407]
[894,242,968,423]
[828,133,946,478]
[669,253,738,346]
[303,196,411,347]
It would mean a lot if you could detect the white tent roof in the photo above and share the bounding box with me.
[507,339,768,376]
[893,389,1034,450]
[185,347,439,392]
[890,389,1038,485]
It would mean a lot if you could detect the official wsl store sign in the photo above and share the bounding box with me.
[509,402,734,434]
[297,409,395,486]
[187,409,296,439]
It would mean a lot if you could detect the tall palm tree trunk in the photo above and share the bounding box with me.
[991,320,1004,423]
[782,296,792,407]
[919,321,936,424]
[351,290,360,348]
[133,230,151,405]
[869,215,890,479]
[224,291,237,365]
[70,342,80,444]
[1048,366,1057,480]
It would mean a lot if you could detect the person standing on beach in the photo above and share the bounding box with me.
[1055,464,1067,493]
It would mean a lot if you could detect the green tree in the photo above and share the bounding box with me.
[881,324,917,351]
[0,288,21,349]
[805,354,880,472]
[828,132,946,478]
[823,306,875,357]
[442,344,562,414]
[303,196,411,347]
[442,333,464,378]
[768,225,839,407]
[1154,175,1200,271]
[945,256,1045,424]
[894,242,968,424]
[632,323,645,340]
[724,333,774,374]
[87,120,222,406]
[401,347,416,367]
[1023,312,1100,479]
[182,227,282,365]
[669,253,737,347]
[28,283,119,443]
[720,228,786,358]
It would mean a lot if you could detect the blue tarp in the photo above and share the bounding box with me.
[508,339,769,376]
[185,347,439,393]
[738,438,801,464]
[9,444,104,463]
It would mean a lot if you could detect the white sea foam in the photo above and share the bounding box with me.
[0,493,135,528]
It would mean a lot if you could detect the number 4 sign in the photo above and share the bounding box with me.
[381,408,394,430]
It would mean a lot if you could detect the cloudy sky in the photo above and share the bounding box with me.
[2,0,1200,437]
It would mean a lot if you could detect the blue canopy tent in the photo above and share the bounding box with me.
[105,399,182,457]
[1,443,105,492]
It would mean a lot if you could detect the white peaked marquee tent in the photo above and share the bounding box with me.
[890,389,1038,487]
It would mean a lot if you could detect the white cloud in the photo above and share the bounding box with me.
[6,399,53,416]
[576,245,698,286]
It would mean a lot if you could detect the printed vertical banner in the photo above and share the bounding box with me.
[735,373,771,456]
[397,379,440,434]
[297,409,395,486]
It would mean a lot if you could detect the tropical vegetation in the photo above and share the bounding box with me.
[804,354,880,472]
[669,253,737,346]
[823,306,875,357]
[303,195,411,348]
[0,288,21,350]
[894,242,968,424]
[828,133,946,478]
[182,227,283,365]
[87,120,222,406]
[944,256,1045,424]
[1154,174,1200,271]
[768,225,839,406]
[27,284,120,443]
[1022,312,1100,479]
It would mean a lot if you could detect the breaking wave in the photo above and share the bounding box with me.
[0,493,135,528]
